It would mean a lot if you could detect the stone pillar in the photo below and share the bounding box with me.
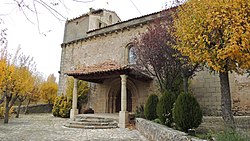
[70,78,79,120]
[119,75,128,128]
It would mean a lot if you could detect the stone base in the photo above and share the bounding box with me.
[118,111,128,128]
[70,109,79,120]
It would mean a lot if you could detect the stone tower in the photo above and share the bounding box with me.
[58,8,121,95]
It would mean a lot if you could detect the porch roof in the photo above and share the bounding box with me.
[66,61,152,83]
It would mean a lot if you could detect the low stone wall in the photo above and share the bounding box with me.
[136,118,204,141]
[14,104,53,114]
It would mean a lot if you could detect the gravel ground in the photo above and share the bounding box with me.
[0,113,148,141]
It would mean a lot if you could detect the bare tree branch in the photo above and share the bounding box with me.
[72,0,95,3]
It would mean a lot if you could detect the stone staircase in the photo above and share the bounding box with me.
[64,116,118,129]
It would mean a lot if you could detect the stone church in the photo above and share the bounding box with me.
[58,8,250,127]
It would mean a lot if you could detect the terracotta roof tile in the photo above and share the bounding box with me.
[67,61,127,75]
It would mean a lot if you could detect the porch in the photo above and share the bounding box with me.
[66,61,152,128]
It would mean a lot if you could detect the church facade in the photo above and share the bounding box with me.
[58,8,250,124]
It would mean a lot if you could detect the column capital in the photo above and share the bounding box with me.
[120,74,128,80]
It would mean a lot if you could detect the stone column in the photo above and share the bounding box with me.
[119,75,128,128]
[70,78,79,120]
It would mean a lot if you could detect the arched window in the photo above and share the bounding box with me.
[128,46,137,64]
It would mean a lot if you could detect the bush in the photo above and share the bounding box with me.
[173,92,202,132]
[52,95,72,118]
[66,77,89,113]
[144,94,158,120]
[52,96,63,117]
[156,91,176,127]
[135,105,145,118]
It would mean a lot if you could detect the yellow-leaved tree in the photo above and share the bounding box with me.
[24,73,43,114]
[174,0,250,128]
[40,74,58,104]
[0,47,36,123]
[14,67,35,118]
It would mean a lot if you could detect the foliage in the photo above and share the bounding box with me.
[174,0,250,128]
[215,130,250,141]
[52,95,71,118]
[66,77,89,113]
[53,77,89,117]
[133,15,182,93]
[144,94,158,120]
[25,73,43,105]
[156,91,176,127]
[52,96,63,117]
[133,11,197,93]
[135,105,145,118]
[59,99,71,118]
[40,74,58,104]
[173,93,202,132]
[0,104,14,119]
[174,0,250,72]
[153,118,163,124]
[0,47,36,123]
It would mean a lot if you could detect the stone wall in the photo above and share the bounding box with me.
[191,70,250,116]
[14,104,53,114]
[136,118,204,141]
[232,74,250,116]
[190,70,222,116]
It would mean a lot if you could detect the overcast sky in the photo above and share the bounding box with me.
[0,0,168,81]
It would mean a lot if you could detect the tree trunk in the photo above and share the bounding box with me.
[183,77,188,94]
[4,97,10,124]
[182,72,188,94]
[16,100,22,118]
[24,98,31,114]
[219,72,235,129]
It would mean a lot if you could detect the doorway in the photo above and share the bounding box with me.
[115,88,132,112]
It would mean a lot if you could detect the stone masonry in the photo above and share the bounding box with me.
[58,8,250,116]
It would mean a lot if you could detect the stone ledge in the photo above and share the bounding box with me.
[136,118,205,141]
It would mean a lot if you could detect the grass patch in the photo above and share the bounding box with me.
[215,130,250,141]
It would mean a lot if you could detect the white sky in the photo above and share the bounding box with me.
[0,0,168,81]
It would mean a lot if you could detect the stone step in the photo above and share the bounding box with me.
[64,116,118,129]
[65,123,118,129]
[68,121,118,126]
[76,118,114,123]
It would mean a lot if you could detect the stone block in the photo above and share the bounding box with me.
[136,118,204,141]
[70,109,79,120]
[118,111,129,128]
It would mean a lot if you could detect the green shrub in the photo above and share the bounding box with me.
[66,77,89,113]
[59,100,72,118]
[135,105,145,118]
[173,92,202,132]
[144,94,158,120]
[156,91,176,127]
[52,96,63,117]
[216,130,250,141]
[52,95,72,118]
